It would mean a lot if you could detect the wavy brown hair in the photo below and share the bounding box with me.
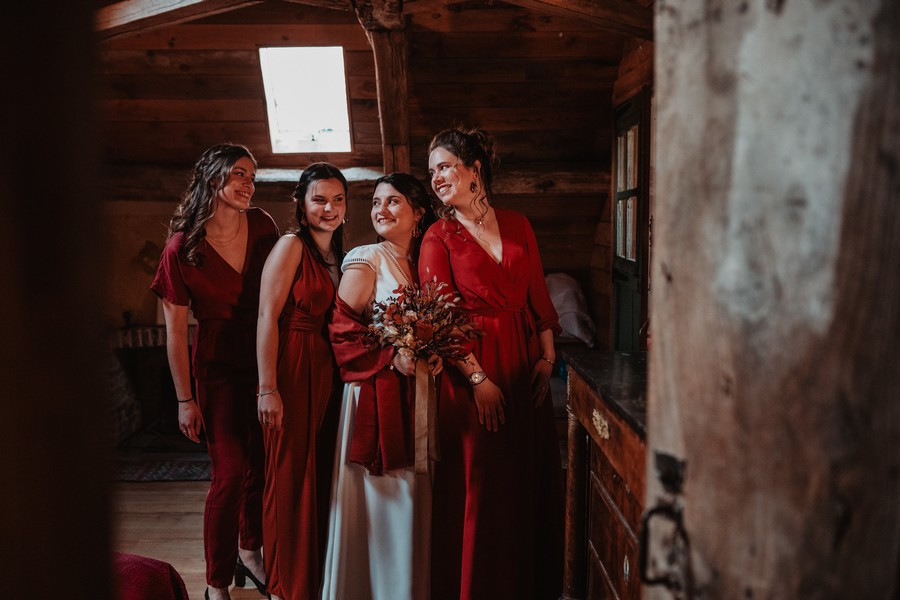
[167,143,257,266]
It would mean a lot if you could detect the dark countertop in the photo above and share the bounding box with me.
[560,345,648,438]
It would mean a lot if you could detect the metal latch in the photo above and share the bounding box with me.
[640,451,694,598]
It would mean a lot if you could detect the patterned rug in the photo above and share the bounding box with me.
[114,455,211,482]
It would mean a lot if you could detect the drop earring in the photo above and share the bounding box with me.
[470,180,478,193]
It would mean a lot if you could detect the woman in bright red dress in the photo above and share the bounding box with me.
[255,163,347,600]
[419,128,565,600]
[151,143,279,600]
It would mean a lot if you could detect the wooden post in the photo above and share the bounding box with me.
[562,406,588,599]
[353,0,411,174]
[648,0,900,597]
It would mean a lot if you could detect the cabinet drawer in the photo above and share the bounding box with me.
[589,475,640,600]
[569,369,646,502]
[591,443,643,534]
[588,542,619,600]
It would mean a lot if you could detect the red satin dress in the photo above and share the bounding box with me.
[262,236,342,600]
[151,207,279,588]
[418,208,565,600]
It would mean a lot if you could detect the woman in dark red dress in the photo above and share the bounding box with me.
[255,163,347,600]
[151,144,278,600]
[419,128,565,600]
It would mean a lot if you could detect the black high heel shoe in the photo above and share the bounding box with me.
[235,556,270,598]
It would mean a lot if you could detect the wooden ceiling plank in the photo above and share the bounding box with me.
[500,0,652,39]
[95,0,264,40]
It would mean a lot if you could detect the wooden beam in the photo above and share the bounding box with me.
[101,24,370,51]
[499,0,652,39]
[282,0,355,10]
[366,29,411,173]
[352,0,404,30]
[95,0,263,41]
[99,164,607,201]
[353,0,410,173]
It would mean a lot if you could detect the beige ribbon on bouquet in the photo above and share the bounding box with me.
[412,362,437,599]
[414,360,440,475]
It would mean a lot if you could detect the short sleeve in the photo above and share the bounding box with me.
[341,244,382,274]
[150,234,190,307]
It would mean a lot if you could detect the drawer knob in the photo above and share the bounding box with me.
[591,409,610,439]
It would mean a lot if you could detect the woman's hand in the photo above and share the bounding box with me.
[473,378,505,432]
[427,354,443,376]
[392,352,418,376]
[258,390,283,431]
[530,358,553,407]
[178,400,203,443]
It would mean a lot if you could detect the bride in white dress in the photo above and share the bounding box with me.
[323,173,439,600]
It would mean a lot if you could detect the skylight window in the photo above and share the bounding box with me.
[259,47,352,153]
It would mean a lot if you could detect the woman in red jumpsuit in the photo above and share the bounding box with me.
[255,163,347,600]
[152,144,278,600]
[419,128,565,600]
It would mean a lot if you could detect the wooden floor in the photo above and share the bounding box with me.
[112,481,266,600]
[113,376,570,599]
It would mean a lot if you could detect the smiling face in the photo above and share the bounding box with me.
[214,156,256,212]
[302,177,347,233]
[428,146,481,209]
[216,156,256,211]
[371,182,420,244]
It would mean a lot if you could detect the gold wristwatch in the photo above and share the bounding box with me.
[468,370,488,386]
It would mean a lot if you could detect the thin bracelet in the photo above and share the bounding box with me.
[540,356,554,365]
[177,397,194,403]
[256,388,278,398]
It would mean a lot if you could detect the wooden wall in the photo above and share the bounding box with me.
[98,3,380,168]
[96,0,633,332]
[405,2,621,328]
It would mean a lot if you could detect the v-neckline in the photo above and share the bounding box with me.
[206,213,251,276]
[458,215,503,267]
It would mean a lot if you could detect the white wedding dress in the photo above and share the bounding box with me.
[321,243,430,600]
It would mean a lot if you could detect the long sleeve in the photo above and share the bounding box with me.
[521,216,562,335]
[419,227,479,357]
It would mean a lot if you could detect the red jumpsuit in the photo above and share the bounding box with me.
[151,207,279,588]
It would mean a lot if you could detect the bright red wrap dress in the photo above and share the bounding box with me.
[418,208,565,600]
[262,236,342,600]
[150,207,279,588]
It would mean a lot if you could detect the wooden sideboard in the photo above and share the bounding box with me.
[561,348,647,600]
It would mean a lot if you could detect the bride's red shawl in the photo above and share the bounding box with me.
[328,295,415,475]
